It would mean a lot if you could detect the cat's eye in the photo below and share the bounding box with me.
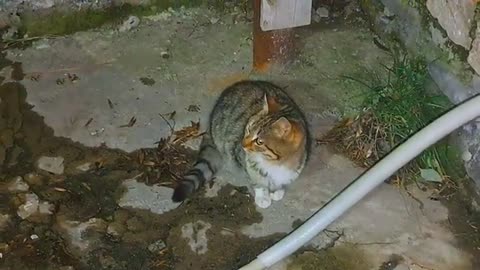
[254,138,264,145]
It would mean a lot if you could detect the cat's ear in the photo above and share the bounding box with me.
[272,117,292,138]
[263,94,281,113]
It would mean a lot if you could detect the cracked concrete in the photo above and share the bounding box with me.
[1,5,474,270]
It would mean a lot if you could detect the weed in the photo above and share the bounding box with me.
[320,56,455,182]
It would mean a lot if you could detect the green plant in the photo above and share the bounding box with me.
[362,56,452,179]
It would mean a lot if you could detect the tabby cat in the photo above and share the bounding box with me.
[172,80,310,208]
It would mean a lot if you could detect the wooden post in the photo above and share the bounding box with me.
[253,0,312,72]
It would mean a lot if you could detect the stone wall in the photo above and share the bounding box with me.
[360,0,480,191]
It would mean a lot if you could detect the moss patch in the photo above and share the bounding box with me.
[287,245,372,270]
[19,0,243,37]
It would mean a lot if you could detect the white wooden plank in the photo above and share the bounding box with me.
[260,0,312,31]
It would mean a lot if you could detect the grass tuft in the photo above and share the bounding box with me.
[320,56,456,182]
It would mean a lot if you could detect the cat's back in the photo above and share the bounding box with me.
[211,80,292,120]
[209,81,268,149]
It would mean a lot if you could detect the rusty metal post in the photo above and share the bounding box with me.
[253,0,295,72]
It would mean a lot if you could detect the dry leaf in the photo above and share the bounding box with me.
[84,117,93,127]
[172,121,203,145]
[120,116,137,128]
[143,161,156,166]
[108,99,114,109]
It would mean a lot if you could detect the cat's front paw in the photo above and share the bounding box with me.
[254,187,272,208]
[270,189,285,201]
[255,195,272,208]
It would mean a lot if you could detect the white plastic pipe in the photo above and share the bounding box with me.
[239,94,480,270]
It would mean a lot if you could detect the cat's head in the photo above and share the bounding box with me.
[242,94,305,161]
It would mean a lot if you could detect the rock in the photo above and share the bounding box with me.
[30,234,39,240]
[181,220,211,255]
[17,193,40,219]
[210,17,219,24]
[468,31,480,75]
[160,51,170,59]
[119,16,140,32]
[117,179,180,215]
[16,193,54,219]
[316,7,329,18]
[56,217,107,255]
[75,162,91,172]
[37,156,64,175]
[8,176,29,192]
[148,239,166,253]
[24,173,44,186]
[462,150,473,162]
[426,0,475,49]
[38,201,54,215]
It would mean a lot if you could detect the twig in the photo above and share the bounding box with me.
[4,35,61,48]
[338,239,398,246]
[159,112,175,135]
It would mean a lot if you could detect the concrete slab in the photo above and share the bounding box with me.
[2,6,472,270]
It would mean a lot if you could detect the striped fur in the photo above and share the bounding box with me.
[172,80,310,204]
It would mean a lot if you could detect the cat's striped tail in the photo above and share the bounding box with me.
[172,135,221,202]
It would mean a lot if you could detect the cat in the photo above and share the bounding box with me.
[172,80,310,208]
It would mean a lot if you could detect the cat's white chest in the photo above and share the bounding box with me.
[249,154,300,188]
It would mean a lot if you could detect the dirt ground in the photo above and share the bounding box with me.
[0,3,478,270]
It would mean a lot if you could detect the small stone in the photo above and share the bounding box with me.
[312,13,321,23]
[30,234,39,240]
[8,176,29,192]
[462,150,472,162]
[160,51,170,59]
[37,156,64,175]
[76,162,91,172]
[316,7,329,18]
[117,179,180,215]
[148,240,166,253]
[181,220,211,255]
[119,15,140,32]
[24,173,43,186]
[17,193,40,219]
[210,17,219,24]
[38,201,54,215]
